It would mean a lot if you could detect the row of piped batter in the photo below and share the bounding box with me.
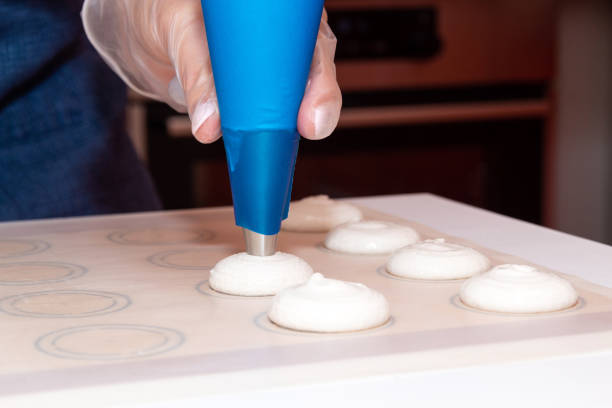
[208,195,578,333]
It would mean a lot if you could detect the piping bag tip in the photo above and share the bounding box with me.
[223,128,299,237]
[243,228,278,256]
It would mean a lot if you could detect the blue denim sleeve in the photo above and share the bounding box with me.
[0,0,162,221]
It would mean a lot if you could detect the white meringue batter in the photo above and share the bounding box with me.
[325,221,419,255]
[386,238,490,280]
[268,273,390,333]
[282,195,363,232]
[209,252,313,296]
[460,264,578,313]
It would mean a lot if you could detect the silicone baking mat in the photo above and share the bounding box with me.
[1,205,612,400]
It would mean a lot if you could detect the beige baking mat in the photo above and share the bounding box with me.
[1,205,612,397]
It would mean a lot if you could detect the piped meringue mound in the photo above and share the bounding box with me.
[386,238,490,280]
[460,264,578,313]
[209,252,313,296]
[324,221,419,255]
[268,273,390,333]
[282,195,363,232]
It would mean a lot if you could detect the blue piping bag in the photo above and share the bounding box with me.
[201,0,324,253]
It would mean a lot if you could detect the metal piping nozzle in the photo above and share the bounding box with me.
[243,228,277,256]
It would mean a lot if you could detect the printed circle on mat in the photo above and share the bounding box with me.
[450,294,584,316]
[0,290,131,318]
[148,247,238,270]
[254,312,394,337]
[315,242,388,258]
[0,239,50,258]
[195,280,272,300]
[107,228,213,245]
[0,262,87,286]
[376,266,467,284]
[36,324,185,360]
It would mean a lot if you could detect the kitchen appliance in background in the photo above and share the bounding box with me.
[134,0,555,226]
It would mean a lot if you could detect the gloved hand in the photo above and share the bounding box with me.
[81,0,342,143]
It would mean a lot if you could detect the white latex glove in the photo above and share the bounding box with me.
[81,1,342,143]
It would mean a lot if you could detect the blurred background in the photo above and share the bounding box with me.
[125,0,612,244]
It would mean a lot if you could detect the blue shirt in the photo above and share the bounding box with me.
[0,0,161,221]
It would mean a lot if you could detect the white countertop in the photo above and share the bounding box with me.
[3,193,612,407]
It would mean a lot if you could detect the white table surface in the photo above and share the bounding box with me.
[4,193,612,407]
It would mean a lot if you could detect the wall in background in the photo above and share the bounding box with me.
[553,0,612,244]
